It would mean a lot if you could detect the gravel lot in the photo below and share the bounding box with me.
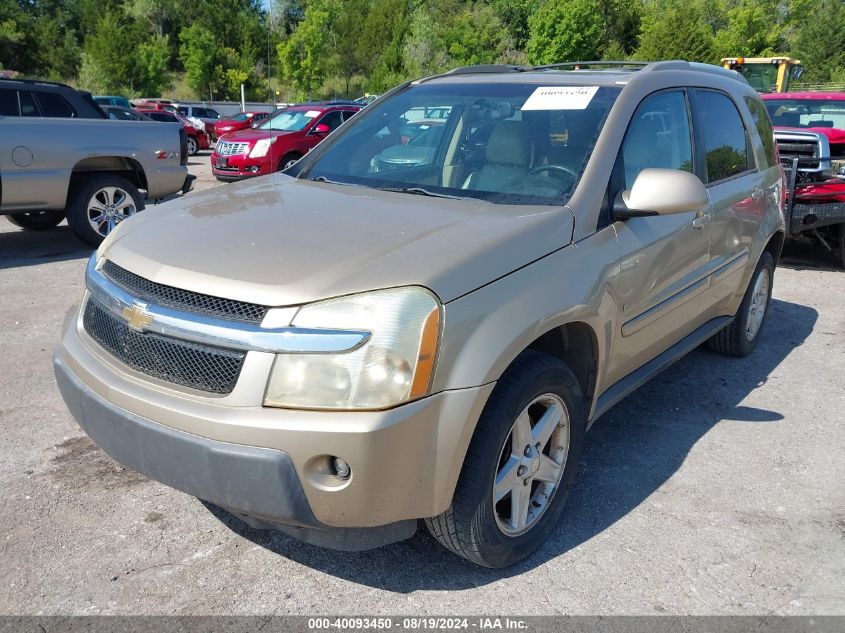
[0,152,843,615]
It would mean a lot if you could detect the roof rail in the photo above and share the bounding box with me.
[444,64,526,75]
[531,61,649,71]
[0,76,74,88]
[644,60,750,84]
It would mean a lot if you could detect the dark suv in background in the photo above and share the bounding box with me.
[0,78,105,118]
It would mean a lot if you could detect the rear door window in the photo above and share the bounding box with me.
[692,90,752,183]
[19,91,40,117]
[36,92,77,117]
[0,89,18,116]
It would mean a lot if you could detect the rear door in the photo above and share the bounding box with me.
[689,89,763,307]
[610,89,715,378]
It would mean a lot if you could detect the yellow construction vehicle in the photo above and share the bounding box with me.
[721,56,803,93]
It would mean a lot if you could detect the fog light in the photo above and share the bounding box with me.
[332,457,351,480]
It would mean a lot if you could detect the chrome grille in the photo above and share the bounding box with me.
[102,260,269,324]
[216,141,250,156]
[83,299,245,394]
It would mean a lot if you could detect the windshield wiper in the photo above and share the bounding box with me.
[376,186,465,200]
[309,176,352,186]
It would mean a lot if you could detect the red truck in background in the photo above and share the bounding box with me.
[762,92,845,268]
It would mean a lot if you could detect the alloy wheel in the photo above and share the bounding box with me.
[745,268,770,341]
[86,186,137,237]
[493,393,569,536]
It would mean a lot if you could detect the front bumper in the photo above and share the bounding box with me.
[211,153,272,180]
[54,303,493,530]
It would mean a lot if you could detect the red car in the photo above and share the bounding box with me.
[211,103,360,181]
[214,111,271,138]
[137,107,211,155]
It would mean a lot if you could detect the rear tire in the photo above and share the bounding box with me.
[837,223,845,270]
[425,350,585,568]
[279,152,302,171]
[6,210,65,230]
[65,175,144,247]
[707,251,775,357]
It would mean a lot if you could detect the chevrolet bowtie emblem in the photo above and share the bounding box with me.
[122,304,154,330]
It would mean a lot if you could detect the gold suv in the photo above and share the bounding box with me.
[55,61,785,567]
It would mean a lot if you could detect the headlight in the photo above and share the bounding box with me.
[264,287,441,410]
[249,137,275,158]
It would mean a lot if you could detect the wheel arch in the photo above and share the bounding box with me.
[764,230,785,266]
[67,156,148,204]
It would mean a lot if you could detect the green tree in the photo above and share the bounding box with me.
[492,0,541,51]
[179,23,218,99]
[135,34,172,95]
[526,0,604,64]
[791,0,845,83]
[712,0,784,59]
[278,0,338,99]
[78,11,138,93]
[126,0,179,37]
[0,0,28,70]
[636,0,716,62]
[333,0,371,95]
[361,0,411,91]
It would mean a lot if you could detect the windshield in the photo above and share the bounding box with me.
[260,109,319,131]
[302,83,620,205]
[227,113,250,122]
[736,64,780,93]
[764,99,845,129]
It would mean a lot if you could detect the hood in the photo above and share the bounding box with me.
[218,127,297,144]
[774,125,845,145]
[104,175,574,307]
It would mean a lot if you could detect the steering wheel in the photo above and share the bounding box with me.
[526,164,579,182]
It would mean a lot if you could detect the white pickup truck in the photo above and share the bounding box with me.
[0,117,193,246]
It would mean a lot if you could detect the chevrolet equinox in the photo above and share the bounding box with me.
[55,61,785,567]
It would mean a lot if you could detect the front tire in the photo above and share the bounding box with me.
[279,152,302,171]
[6,210,65,230]
[187,136,199,156]
[707,251,775,357]
[65,175,144,247]
[425,351,585,568]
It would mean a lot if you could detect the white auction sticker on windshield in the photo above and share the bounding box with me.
[521,86,599,111]
[305,110,321,117]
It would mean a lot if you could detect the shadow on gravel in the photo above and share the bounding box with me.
[209,297,818,591]
[0,223,91,269]
[779,238,842,272]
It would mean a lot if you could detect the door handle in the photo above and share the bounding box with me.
[751,187,764,201]
[691,211,711,229]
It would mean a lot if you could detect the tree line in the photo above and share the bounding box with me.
[1,0,844,102]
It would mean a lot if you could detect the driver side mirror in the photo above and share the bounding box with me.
[312,123,331,136]
[614,168,709,219]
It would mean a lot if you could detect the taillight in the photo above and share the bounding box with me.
[179,128,188,165]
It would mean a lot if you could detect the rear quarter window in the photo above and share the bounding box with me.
[744,96,777,168]
[36,92,77,117]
